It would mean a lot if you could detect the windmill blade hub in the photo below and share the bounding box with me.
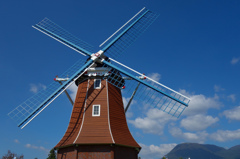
[91,50,104,62]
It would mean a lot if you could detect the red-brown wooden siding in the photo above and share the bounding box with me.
[55,79,140,149]
[75,79,113,144]
[55,80,88,148]
[108,83,140,148]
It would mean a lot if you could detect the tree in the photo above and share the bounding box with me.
[46,148,56,159]
[2,150,24,159]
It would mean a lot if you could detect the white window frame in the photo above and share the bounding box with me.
[94,79,101,89]
[92,105,100,116]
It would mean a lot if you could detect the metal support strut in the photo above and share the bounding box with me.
[125,82,140,113]
[54,76,74,106]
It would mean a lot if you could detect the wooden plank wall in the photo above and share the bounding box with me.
[108,83,140,148]
[55,80,88,148]
[76,79,113,144]
[55,79,140,150]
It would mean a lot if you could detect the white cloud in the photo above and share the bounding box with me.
[129,89,225,145]
[126,111,133,118]
[214,85,225,92]
[122,96,137,108]
[210,129,240,142]
[223,106,240,120]
[29,83,46,93]
[139,143,177,159]
[169,127,208,143]
[129,108,176,135]
[25,144,49,153]
[179,90,221,116]
[147,73,161,82]
[130,117,162,134]
[180,114,219,131]
[14,139,20,144]
[227,94,236,102]
[231,57,240,65]
[67,83,78,101]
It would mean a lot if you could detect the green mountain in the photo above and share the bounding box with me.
[166,143,240,159]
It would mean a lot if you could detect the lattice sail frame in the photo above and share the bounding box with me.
[101,7,159,59]
[8,59,94,128]
[101,58,190,117]
[32,18,93,56]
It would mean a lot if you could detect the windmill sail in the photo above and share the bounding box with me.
[9,7,191,130]
[32,18,93,56]
[101,58,190,117]
[101,7,159,59]
[8,59,94,129]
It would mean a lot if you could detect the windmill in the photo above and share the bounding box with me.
[8,7,190,159]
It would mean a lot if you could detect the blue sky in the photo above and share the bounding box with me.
[1,0,240,159]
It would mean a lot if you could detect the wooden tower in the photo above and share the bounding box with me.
[55,68,141,159]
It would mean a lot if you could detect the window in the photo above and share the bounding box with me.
[92,105,100,116]
[94,79,101,89]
